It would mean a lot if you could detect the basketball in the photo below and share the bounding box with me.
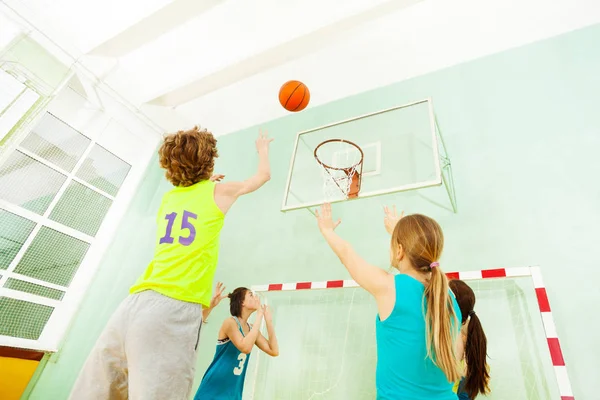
[278,80,310,112]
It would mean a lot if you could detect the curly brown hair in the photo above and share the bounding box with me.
[158,126,218,187]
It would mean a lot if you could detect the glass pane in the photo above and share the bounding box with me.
[0,297,54,340]
[0,209,36,270]
[4,278,65,301]
[283,100,437,210]
[13,227,90,287]
[76,145,130,196]
[49,181,112,237]
[20,113,91,172]
[0,151,67,214]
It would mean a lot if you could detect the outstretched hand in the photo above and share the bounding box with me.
[255,129,274,154]
[315,203,341,233]
[383,205,404,235]
[209,281,227,309]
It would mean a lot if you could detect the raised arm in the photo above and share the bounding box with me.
[223,307,265,354]
[255,306,279,357]
[315,203,392,297]
[214,130,273,214]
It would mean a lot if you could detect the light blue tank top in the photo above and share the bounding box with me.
[375,274,462,400]
[194,317,251,400]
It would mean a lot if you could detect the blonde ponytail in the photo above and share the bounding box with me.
[391,213,460,383]
[423,264,460,383]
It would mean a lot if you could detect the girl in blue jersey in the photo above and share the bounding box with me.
[194,287,279,400]
[449,279,490,399]
[315,204,462,400]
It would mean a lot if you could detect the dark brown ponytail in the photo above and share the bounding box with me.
[448,280,490,398]
[463,310,490,398]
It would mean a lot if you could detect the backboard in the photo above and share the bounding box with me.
[281,98,454,212]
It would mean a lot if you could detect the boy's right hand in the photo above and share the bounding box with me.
[255,129,273,154]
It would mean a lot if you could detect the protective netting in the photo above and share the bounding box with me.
[245,277,562,399]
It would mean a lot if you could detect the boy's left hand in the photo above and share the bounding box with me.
[209,281,227,309]
[210,174,225,182]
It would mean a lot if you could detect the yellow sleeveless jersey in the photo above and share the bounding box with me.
[130,180,225,306]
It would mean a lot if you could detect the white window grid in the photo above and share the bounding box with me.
[0,111,129,351]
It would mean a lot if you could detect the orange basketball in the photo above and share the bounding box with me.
[279,80,310,112]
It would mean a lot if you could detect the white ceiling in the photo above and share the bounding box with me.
[4,0,600,136]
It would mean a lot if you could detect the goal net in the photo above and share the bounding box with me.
[243,268,574,400]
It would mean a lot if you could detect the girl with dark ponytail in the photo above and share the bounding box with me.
[448,279,490,399]
[194,286,279,400]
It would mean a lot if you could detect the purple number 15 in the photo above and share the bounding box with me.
[159,210,197,246]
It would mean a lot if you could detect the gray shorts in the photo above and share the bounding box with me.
[69,290,203,400]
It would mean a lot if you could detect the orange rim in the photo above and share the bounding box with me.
[314,139,364,197]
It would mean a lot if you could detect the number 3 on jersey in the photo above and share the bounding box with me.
[159,211,198,246]
[233,353,247,376]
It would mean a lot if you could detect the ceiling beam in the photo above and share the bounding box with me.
[145,0,423,107]
[87,0,225,58]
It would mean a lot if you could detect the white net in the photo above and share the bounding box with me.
[315,140,363,202]
[245,288,376,399]
[244,278,562,400]
[468,278,559,399]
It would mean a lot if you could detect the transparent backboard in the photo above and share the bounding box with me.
[282,99,442,211]
[244,277,561,400]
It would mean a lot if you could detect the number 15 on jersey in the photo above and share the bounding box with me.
[159,210,198,246]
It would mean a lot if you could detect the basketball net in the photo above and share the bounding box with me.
[315,139,363,202]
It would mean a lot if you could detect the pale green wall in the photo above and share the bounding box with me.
[27,23,600,399]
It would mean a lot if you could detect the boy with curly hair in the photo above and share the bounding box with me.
[69,127,273,400]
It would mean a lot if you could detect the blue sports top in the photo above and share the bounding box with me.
[375,274,462,400]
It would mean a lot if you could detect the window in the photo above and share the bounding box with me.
[0,112,131,350]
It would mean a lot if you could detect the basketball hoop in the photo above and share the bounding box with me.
[314,139,364,199]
